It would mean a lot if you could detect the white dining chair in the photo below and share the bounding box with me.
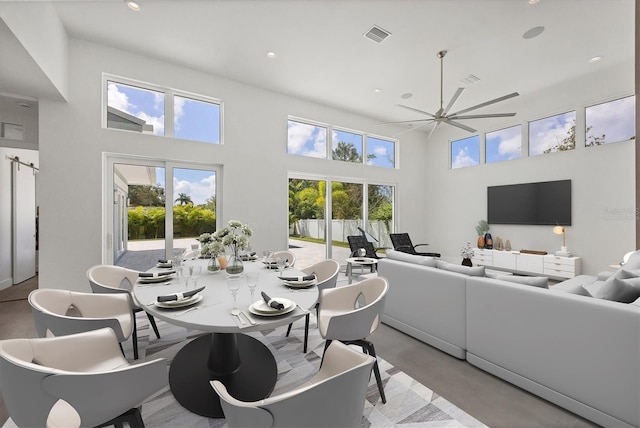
[28,289,136,358]
[285,259,340,353]
[87,264,162,360]
[0,327,167,428]
[272,250,296,268]
[211,341,375,428]
[317,276,389,403]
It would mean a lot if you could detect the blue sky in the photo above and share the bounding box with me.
[529,111,576,156]
[486,125,522,163]
[586,95,635,144]
[155,168,216,206]
[451,135,480,169]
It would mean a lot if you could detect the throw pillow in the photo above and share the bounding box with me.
[495,274,549,289]
[565,284,593,297]
[630,297,640,307]
[622,251,640,270]
[386,250,437,267]
[436,260,485,276]
[594,276,640,303]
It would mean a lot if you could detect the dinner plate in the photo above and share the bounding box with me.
[155,294,203,308]
[249,298,295,316]
[283,279,316,288]
[138,274,175,283]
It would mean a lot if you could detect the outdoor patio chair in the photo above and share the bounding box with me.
[390,233,441,257]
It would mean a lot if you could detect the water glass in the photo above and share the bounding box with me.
[190,265,202,285]
[179,265,191,289]
[276,256,286,275]
[227,277,242,309]
[245,273,259,301]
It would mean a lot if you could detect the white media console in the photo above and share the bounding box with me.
[472,248,581,279]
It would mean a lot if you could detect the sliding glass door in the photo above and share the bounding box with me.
[105,155,219,269]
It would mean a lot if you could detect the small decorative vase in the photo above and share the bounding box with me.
[462,258,473,267]
[226,254,244,276]
[477,235,485,249]
[207,256,221,273]
[505,239,512,251]
[484,232,493,250]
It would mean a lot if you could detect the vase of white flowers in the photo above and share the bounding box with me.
[202,241,225,273]
[460,241,474,266]
[214,220,252,276]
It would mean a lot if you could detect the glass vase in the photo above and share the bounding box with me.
[207,256,221,273]
[226,254,244,276]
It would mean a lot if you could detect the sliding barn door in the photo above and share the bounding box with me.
[12,161,36,284]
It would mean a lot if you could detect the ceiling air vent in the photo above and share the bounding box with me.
[364,25,391,43]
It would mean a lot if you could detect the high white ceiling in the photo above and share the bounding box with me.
[0,0,635,129]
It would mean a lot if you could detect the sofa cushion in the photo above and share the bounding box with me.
[495,274,549,289]
[594,276,640,303]
[565,284,593,296]
[436,260,485,276]
[386,250,437,267]
[621,251,640,269]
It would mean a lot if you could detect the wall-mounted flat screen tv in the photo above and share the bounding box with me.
[487,179,571,226]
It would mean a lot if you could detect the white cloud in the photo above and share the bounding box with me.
[452,146,478,169]
[107,83,131,112]
[287,121,326,157]
[498,134,522,158]
[107,83,165,136]
[586,96,635,143]
[173,174,216,206]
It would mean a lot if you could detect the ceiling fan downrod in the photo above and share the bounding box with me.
[437,50,447,115]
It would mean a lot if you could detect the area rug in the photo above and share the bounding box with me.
[2,313,488,428]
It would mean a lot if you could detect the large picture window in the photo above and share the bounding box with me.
[105,76,221,144]
[486,125,522,164]
[585,95,635,146]
[529,111,576,156]
[451,135,480,169]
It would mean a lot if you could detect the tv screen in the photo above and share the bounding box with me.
[487,180,571,226]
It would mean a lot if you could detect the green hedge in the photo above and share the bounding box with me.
[128,205,216,240]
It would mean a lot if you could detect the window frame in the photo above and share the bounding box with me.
[528,110,577,156]
[102,73,223,144]
[450,134,481,169]
[485,124,523,164]
[585,94,636,147]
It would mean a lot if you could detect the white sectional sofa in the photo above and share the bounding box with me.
[377,250,640,428]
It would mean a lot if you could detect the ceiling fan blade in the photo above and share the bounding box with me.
[447,112,517,120]
[392,121,435,137]
[427,122,441,140]
[450,92,519,116]
[378,119,434,125]
[396,104,437,118]
[443,119,477,133]
[443,88,465,115]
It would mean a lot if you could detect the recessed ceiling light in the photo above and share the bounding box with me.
[373,88,382,93]
[589,56,602,63]
[528,0,540,4]
[522,26,545,39]
[266,51,276,59]
[400,93,413,99]
[126,1,140,11]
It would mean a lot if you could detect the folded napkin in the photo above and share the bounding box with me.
[139,270,175,278]
[278,274,315,282]
[157,286,205,303]
[261,291,284,310]
[158,259,171,264]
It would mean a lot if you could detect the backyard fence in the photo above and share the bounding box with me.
[292,219,392,248]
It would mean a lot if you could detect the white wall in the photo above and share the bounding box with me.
[0,147,38,289]
[423,60,635,275]
[37,38,424,291]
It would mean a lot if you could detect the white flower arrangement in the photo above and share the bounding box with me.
[201,240,225,258]
[460,241,474,259]
[213,220,253,257]
[198,233,213,245]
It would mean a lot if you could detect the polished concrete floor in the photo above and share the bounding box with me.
[0,275,597,428]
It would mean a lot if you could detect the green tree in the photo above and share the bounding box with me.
[585,125,607,147]
[332,141,362,163]
[129,184,165,206]
[544,120,576,153]
[175,193,193,205]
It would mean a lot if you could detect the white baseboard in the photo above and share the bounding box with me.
[0,278,13,291]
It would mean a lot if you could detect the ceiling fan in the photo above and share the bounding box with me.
[383,50,519,137]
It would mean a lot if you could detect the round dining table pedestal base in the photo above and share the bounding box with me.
[169,332,277,418]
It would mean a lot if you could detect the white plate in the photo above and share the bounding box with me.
[249,298,295,316]
[283,279,316,288]
[156,294,203,308]
[138,273,175,283]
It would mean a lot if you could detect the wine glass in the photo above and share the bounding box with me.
[179,265,191,289]
[227,277,242,309]
[190,265,202,289]
[276,256,287,275]
[245,273,259,301]
[263,250,273,265]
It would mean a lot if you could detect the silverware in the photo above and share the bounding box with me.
[296,304,309,313]
[231,309,245,325]
[241,311,257,325]
[174,304,210,316]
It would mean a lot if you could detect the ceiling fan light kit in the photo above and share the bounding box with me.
[387,49,519,137]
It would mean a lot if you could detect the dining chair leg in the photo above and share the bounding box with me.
[132,315,139,360]
[286,322,293,337]
[320,339,332,367]
[365,340,386,404]
[303,312,309,353]
[147,313,161,339]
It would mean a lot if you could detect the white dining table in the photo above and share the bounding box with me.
[133,257,318,418]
